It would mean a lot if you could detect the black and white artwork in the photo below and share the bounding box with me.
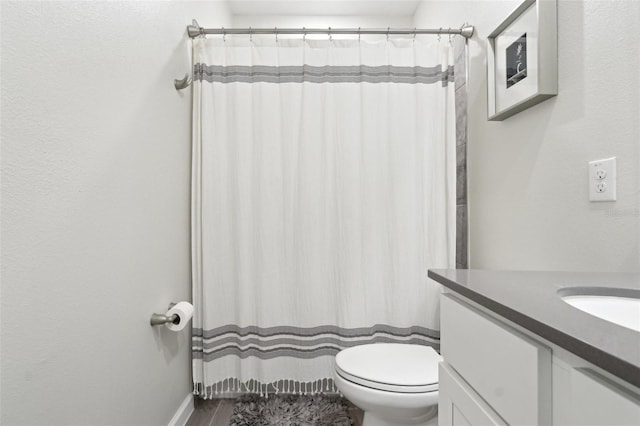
[488,0,557,120]
[506,33,527,88]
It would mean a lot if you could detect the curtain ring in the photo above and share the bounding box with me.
[275,27,278,43]
[413,27,417,43]
[328,26,332,41]
[302,27,306,42]
[358,27,361,42]
[249,27,252,43]
[438,28,442,42]
[386,27,390,42]
[222,27,226,43]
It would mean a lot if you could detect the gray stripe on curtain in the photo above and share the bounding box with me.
[193,338,438,361]
[192,325,439,361]
[194,64,454,85]
[193,324,439,339]
[194,335,435,350]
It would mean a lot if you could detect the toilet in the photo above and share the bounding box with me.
[333,343,442,426]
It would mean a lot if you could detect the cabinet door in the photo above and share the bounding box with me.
[439,362,507,426]
[570,368,640,426]
[441,294,552,425]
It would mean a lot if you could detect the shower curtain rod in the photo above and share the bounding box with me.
[173,20,474,89]
[187,23,475,39]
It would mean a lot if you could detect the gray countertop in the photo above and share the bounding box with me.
[428,269,640,388]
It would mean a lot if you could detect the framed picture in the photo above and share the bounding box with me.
[487,0,557,121]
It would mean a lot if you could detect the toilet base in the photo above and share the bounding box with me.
[334,368,439,426]
[362,405,438,426]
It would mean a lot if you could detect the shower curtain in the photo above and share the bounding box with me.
[191,36,456,398]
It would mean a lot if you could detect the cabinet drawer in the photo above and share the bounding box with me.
[441,294,551,426]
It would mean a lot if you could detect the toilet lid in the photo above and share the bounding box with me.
[335,343,441,393]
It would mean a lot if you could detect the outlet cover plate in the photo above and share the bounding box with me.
[589,157,616,202]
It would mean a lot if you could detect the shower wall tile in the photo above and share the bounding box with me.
[456,205,468,269]
[455,85,467,147]
[454,35,468,269]
[457,144,467,205]
[456,143,466,168]
[457,164,467,206]
[454,36,466,91]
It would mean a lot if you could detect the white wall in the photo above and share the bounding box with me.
[2,1,637,423]
[232,15,413,34]
[1,1,231,425]
[414,0,640,272]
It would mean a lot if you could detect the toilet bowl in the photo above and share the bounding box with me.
[333,343,441,426]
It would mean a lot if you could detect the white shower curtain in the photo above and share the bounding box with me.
[191,36,456,398]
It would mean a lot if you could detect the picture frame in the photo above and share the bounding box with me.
[487,0,557,121]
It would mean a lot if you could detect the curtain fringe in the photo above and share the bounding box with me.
[193,378,338,399]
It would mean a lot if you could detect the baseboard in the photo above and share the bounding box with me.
[168,393,194,426]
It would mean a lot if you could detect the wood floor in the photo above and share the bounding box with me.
[186,397,364,426]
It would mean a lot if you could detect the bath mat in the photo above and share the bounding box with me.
[229,394,352,426]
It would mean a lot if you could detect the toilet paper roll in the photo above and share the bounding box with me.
[165,301,194,331]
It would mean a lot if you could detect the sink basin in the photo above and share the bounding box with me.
[559,287,640,332]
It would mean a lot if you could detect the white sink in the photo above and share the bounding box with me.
[560,288,640,332]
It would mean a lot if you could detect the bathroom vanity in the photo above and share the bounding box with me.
[428,269,640,426]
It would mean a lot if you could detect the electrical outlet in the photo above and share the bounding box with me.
[589,157,616,202]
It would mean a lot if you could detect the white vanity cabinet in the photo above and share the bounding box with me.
[439,362,506,426]
[553,362,640,426]
[439,293,551,425]
[438,292,640,426]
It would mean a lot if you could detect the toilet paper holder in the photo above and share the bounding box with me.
[150,303,179,326]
